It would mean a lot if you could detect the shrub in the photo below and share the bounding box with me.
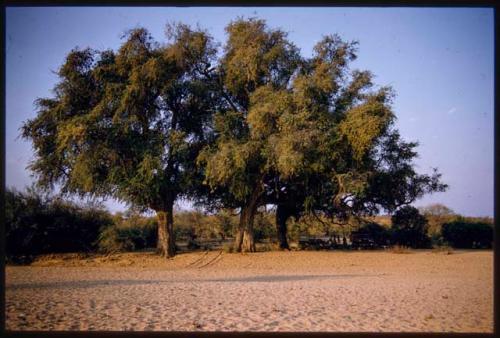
[419,203,457,239]
[97,214,157,253]
[96,226,135,253]
[254,210,276,243]
[391,206,431,248]
[174,210,238,241]
[5,187,113,257]
[358,222,391,246]
[211,210,239,239]
[441,220,493,249]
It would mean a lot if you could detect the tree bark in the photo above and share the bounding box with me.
[234,224,244,252]
[234,204,257,252]
[276,204,291,250]
[156,202,175,258]
[234,184,262,253]
[241,206,256,252]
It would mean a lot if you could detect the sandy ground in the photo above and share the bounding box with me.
[5,250,493,332]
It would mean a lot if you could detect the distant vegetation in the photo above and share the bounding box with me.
[5,187,493,262]
[441,220,493,249]
[97,212,157,253]
[5,187,113,262]
[391,206,431,248]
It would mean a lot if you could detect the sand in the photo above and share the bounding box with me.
[5,250,493,332]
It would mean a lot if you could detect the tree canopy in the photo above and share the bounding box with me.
[22,24,218,257]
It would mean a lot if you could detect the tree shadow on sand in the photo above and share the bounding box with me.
[7,273,386,290]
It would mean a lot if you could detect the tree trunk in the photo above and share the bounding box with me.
[156,202,175,258]
[234,184,262,253]
[234,225,244,252]
[242,207,256,253]
[234,205,257,252]
[276,204,290,250]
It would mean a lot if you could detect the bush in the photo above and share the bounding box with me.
[358,222,391,246]
[441,220,493,249]
[419,203,457,239]
[96,226,135,253]
[254,210,276,243]
[211,210,239,239]
[391,206,431,248]
[5,187,113,257]
[97,214,157,253]
[174,210,238,241]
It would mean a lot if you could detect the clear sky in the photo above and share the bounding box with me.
[5,7,494,217]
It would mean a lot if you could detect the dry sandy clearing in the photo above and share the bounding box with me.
[5,250,493,332]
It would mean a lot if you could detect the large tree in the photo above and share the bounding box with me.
[22,24,217,257]
[198,18,303,252]
[262,34,374,249]
[200,18,446,252]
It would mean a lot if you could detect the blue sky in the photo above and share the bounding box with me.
[5,7,494,216]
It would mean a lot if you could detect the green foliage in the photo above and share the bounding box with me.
[174,209,238,240]
[21,18,447,255]
[222,18,300,103]
[357,222,391,246]
[199,18,306,207]
[213,210,239,239]
[5,187,113,258]
[349,129,447,219]
[287,214,351,241]
[22,24,217,213]
[22,23,220,256]
[419,203,457,239]
[338,99,393,162]
[391,206,431,248]
[97,213,157,253]
[253,210,276,242]
[441,220,493,249]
